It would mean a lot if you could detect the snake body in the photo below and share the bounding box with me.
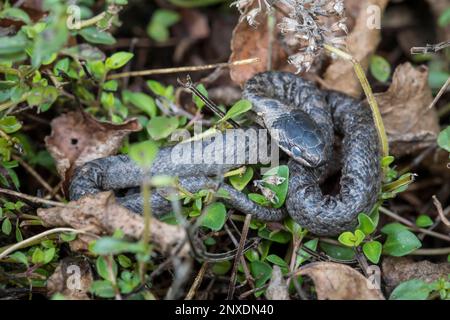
[69,72,381,236]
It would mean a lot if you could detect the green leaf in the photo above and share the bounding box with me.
[382,223,422,256]
[31,247,44,264]
[229,167,253,191]
[146,116,178,140]
[248,193,271,206]
[105,52,134,70]
[438,7,450,27]
[60,232,77,242]
[146,10,180,42]
[362,241,382,264]
[212,260,231,275]
[338,229,365,247]
[261,165,289,208]
[357,213,376,235]
[0,33,28,55]
[122,90,157,118]
[87,60,106,79]
[266,254,288,268]
[320,242,356,261]
[201,202,227,231]
[117,254,132,268]
[146,80,166,96]
[79,27,116,45]
[0,116,21,134]
[370,55,391,82]
[437,126,450,152]
[284,217,304,239]
[218,99,252,124]
[90,280,116,298]
[10,251,28,266]
[389,279,431,300]
[96,256,118,281]
[2,217,12,235]
[192,84,208,109]
[43,248,56,264]
[91,237,146,255]
[258,228,291,244]
[128,140,159,168]
[0,8,31,24]
[429,71,450,90]
[415,215,433,228]
[250,260,272,288]
[296,238,318,267]
[103,80,118,91]
[381,155,395,168]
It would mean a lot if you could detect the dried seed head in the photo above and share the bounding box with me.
[232,0,348,74]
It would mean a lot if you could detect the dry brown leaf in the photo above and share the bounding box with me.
[229,4,295,86]
[375,63,440,157]
[297,262,385,300]
[45,111,141,184]
[323,0,389,97]
[382,257,450,294]
[37,191,189,257]
[47,257,93,300]
[265,266,290,300]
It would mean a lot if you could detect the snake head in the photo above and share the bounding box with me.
[272,111,326,168]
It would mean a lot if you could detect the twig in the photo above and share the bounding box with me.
[409,247,450,255]
[427,76,450,110]
[0,228,94,260]
[410,41,450,54]
[107,58,260,80]
[323,44,389,158]
[0,188,75,208]
[432,195,450,227]
[185,262,209,300]
[379,206,450,242]
[227,214,252,300]
[12,155,64,201]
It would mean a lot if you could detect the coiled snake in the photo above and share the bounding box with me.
[69,72,381,236]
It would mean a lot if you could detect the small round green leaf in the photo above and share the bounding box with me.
[362,241,382,264]
[389,279,431,300]
[370,54,391,82]
[201,202,227,231]
[415,215,433,228]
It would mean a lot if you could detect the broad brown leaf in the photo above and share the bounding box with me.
[45,111,141,185]
[323,0,389,97]
[375,63,440,157]
[297,262,385,300]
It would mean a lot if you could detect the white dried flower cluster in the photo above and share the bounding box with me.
[231,0,275,26]
[231,0,348,73]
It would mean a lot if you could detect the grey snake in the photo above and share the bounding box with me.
[69,71,381,236]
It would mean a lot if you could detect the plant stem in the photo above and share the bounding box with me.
[323,44,389,158]
[139,172,152,282]
[107,58,260,80]
[0,228,94,260]
[0,188,74,208]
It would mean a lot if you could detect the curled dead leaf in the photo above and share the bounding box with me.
[375,63,440,157]
[323,0,389,97]
[382,257,450,294]
[37,191,189,258]
[229,3,295,86]
[47,257,93,300]
[296,262,385,300]
[266,265,290,300]
[45,111,141,185]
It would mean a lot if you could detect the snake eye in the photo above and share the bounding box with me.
[292,146,302,158]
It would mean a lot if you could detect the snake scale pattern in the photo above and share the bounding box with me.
[70,72,381,236]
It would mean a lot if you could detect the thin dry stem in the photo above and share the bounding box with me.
[107,58,260,80]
